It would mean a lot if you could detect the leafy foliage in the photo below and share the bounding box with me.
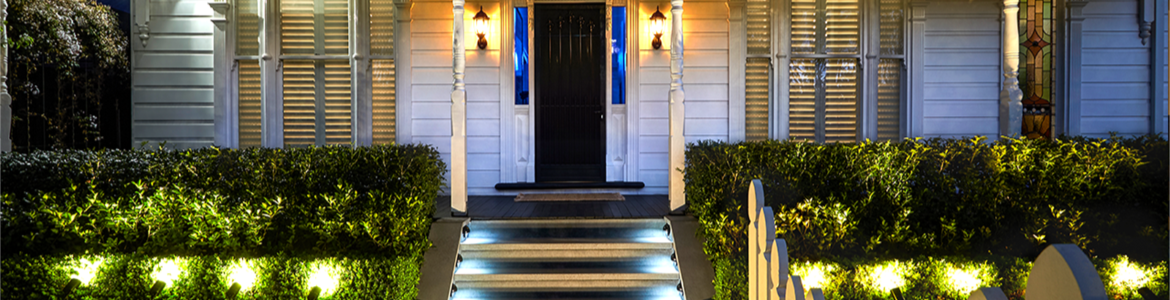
[685,136,1169,300]
[1,144,445,256]
[0,145,444,299]
[0,254,425,300]
[7,0,130,149]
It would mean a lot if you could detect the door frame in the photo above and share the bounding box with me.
[502,0,636,184]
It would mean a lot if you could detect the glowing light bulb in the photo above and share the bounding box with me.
[152,258,185,287]
[307,262,340,297]
[869,261,906,292]
[1111,256,1148,290]
[228,259,257,292]
[74,257,104,285]
[945,266,983,294]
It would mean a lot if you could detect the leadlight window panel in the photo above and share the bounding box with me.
[1020,0,1053,139]
[612,6,627,105]
[515,7,530,105]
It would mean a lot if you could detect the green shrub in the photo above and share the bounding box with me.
[1,144,445,256]
[685,136,1169,300]
[0,145,444,299]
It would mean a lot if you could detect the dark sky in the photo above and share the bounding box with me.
[96,0,130,13]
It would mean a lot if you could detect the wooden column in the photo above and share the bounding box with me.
[908,1,927,138]
[999,0,1023,137]
[451,0,469,216]
[728,0,746,142]
[668,0,686,213]
[209,1,234,148]
[352,0,373,146]
[1,0,10,152]
[1064,0,1086,136]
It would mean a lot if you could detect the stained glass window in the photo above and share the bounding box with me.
[1020,0,1053,139]
[515,8,530,105]
[612,7,627,105]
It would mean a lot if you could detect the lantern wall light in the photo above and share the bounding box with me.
[649,6,667,50]
[474,6,490,50]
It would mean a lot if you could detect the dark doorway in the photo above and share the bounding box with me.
[534,4,606,182]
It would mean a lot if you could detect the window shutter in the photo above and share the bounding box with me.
[788,58,817,141]
[823,58,858,143]
[745,0,771,141]
[283,60,353,147]
[370,1,396,145]
[789,0,860,143]
[281,0,349,56]
[824,0,859,55]
[372,60,396,144]
[280,0,351,147]
[239,60,263,147]
[237,0,260,55]
[370,0,395,55]
[877,59,902,141]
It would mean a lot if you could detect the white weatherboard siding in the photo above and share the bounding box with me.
[132,0,216,149]
[1081,0,1150,137]
[637,2,730,195]
[922,1,1001,138]
[410,1,504,195]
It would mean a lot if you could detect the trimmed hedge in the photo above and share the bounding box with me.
[1,145,446,299]
[684,136,1169,300]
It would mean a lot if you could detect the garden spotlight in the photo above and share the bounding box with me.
[891,287,905,300]
[60,278,81,297]
[307,286,322,300]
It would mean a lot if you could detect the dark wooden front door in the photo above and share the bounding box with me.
[534,4,606,182]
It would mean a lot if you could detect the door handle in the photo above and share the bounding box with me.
[595,110,604,119]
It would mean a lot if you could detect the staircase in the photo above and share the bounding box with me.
[449,219,685,300]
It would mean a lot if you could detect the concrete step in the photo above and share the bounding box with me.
[462,219,672,244]
[451,219,682,300]
[449,285,683,300]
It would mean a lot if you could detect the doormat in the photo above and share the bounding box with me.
[514,193,625,202]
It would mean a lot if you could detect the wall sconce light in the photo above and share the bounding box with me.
[474,6,490,50]
[649,6,667,50]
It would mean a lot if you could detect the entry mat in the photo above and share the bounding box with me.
[514,192,626,202]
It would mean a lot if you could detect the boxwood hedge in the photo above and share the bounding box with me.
[685,135,1168,300]
[1,144,446,299]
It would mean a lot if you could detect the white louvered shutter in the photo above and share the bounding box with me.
[876,0,904,141]
[789,0,860,143]
[745,0,771,141]
[237,0,262,147]
[370,0,396,145]
[280,0,352,147]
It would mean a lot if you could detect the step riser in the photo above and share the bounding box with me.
[460,249,673,260]
[453,280,681,289]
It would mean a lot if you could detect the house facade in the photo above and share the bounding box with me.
[96,0,1170,212]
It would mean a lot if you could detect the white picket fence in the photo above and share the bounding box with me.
[746,178,1111,300]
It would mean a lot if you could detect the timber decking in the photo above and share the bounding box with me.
[435,195,670,219]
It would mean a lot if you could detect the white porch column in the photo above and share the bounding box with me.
[1,0,10,152]
[999,0,1023,137]
[668,0,686,213]
[451,0,469,216]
